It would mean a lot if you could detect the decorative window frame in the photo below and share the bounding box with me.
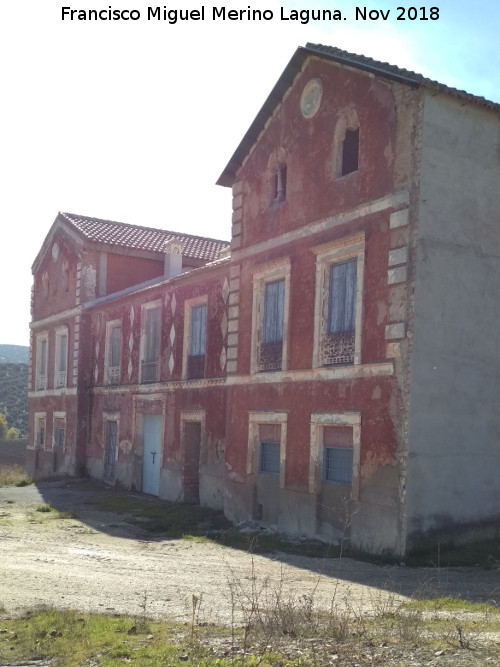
[54,326,68,389]
[312,233,365,368]
[104,319,122,385]
[140,300,162,384]
[34,412,47,450]
[250,259,291,374]
[309,412,361,500]
[53,411,66,450]
[182,295,208,380]
[247,411,288,489]
[35,332,49,391]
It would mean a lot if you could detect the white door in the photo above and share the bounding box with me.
[142,414,162,496]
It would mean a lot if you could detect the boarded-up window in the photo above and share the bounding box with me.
[323,426,353,484]
[342,128,359,176]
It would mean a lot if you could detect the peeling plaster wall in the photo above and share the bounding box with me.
[406,92,500,546]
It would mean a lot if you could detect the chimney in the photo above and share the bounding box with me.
[164,240,182,278]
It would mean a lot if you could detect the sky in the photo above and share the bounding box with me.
[0,0,498,347]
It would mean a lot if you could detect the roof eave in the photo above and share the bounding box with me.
[216,45,421,188]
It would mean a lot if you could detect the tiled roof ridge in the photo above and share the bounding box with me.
[305,43,500,111]
[60,211,229,246]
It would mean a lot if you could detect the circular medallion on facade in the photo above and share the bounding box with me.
[51,241,59,262]
[300,78,322,118]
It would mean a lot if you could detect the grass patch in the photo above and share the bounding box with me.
[90,494,233,537]
[0,464,33,487]
[1,595,499,667]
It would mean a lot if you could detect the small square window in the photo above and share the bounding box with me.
[259,441,280,474]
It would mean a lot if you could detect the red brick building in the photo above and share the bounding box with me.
[28,45,500,555]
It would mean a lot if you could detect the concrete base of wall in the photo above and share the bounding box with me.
[159,467,183,502]
[26,449,77,480]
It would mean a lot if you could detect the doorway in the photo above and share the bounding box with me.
[183,421,202,504]
[142,414,162,496]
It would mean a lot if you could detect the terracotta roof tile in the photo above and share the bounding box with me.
[60,212,229,262]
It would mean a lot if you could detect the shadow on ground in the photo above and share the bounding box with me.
[1,477,499,606]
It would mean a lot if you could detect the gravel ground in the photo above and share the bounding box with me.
[0,479,499,665]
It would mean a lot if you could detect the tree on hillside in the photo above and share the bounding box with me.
[6,427,19,440]
[0,413,7,440]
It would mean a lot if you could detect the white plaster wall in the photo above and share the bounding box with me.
[406,91,500,541]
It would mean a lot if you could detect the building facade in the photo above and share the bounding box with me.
[28,44,500,555]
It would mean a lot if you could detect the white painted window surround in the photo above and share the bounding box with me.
[247,411,288,489]
[309,412,361,500]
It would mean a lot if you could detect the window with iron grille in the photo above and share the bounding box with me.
[323,259,357,365]
[188,304,207,379]
[36,337,48,390]
[55,331,68,388]
[260,280,284,372]
[259,441,280,474]
[54,418,66,448]
[141,307,160,383]
[107,324,121,384]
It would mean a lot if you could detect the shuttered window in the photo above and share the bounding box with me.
[328,259,357,334]
[263,280,284,343]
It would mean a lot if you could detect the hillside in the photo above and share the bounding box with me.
[0,363,28,436]
[0,345,29,364]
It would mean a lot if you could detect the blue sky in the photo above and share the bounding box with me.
[0,0,498,346]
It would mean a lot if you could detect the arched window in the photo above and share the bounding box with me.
[333,110,359,179]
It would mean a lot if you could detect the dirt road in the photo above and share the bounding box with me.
[0,480,498,624]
